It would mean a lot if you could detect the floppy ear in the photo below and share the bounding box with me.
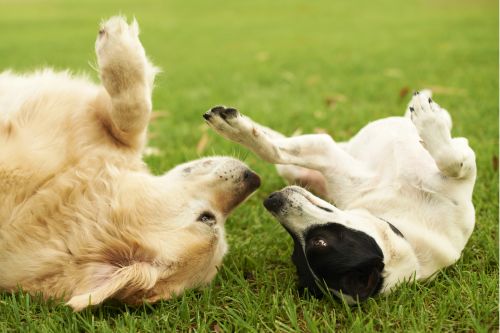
[66,262,160,311]
[340,260,383,301]
[291,242,323,297]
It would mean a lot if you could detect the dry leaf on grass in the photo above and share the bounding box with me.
[324,94,347,108]
[399,86,410,98]
[210,323,222,333]
[196,132,210,155]
[324,96,337,108]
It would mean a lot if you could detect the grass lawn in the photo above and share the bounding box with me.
[0,0,498,331]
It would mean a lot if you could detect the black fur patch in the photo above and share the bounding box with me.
[290,223,385,301]
[290,235,323,297]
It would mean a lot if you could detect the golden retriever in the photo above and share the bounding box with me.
[0,16,260,311]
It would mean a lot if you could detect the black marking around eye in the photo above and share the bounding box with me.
[300,223,385,301]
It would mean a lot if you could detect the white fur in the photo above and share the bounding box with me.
[205,91,476,295]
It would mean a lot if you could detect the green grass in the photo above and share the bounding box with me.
[0,0,498,331]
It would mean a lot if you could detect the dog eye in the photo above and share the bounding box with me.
[313,238,328,248]
[197,212,216,224]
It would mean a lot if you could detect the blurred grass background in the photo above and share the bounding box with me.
[0,0,498,331]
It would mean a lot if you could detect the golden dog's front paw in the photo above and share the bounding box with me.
[95,16,141,58]
[95,16,148,95]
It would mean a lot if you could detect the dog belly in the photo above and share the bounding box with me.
[344,117,439,179]
[0,71,109,220]
[342,117,475,252]
[347,117,419,163]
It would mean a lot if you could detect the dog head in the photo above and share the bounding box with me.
[67,157,260,310]
[263,186,417,303]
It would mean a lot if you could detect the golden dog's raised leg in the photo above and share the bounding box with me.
[95,16,159,149]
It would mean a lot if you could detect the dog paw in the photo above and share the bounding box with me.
[203,106,252,142]
[409,92,446,127]
[409,91,450,150]
[95,16,149,93]
[95,16,142,57]
[204,105,239,122]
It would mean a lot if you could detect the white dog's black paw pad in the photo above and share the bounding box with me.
[210,105,226,114]
[221,108,238,119]
[204,106,239,123]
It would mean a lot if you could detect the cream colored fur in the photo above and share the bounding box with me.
[0,17,259,311]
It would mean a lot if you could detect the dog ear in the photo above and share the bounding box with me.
[339,259,383,301]
[66,261,160,311]
[291,242,323,297]
[66,240,164,311]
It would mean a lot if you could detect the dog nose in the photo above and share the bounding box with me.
[263,192,285,213]
[243,169,261,191]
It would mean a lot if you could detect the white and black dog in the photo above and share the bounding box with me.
[203,91,476,302]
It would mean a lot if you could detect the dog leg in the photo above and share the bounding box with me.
[204,106,372,202]
[404,89,453,131]
[409,92,475,179]
[94,16,159,148]
[203,110,329,195]
[275,164,328,197]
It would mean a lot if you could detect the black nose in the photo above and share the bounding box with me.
[243,169,261,190]
[263,192,285,213]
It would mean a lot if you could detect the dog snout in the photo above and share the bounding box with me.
[243,169,261,191]
[263,192,285,214]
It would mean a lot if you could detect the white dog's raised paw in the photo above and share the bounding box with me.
[409,91,451,151]
[203,106,254,143]
[409,90,452,127]
[204,106,241,131]
[204,106,239,123]
[410,92,445,126]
